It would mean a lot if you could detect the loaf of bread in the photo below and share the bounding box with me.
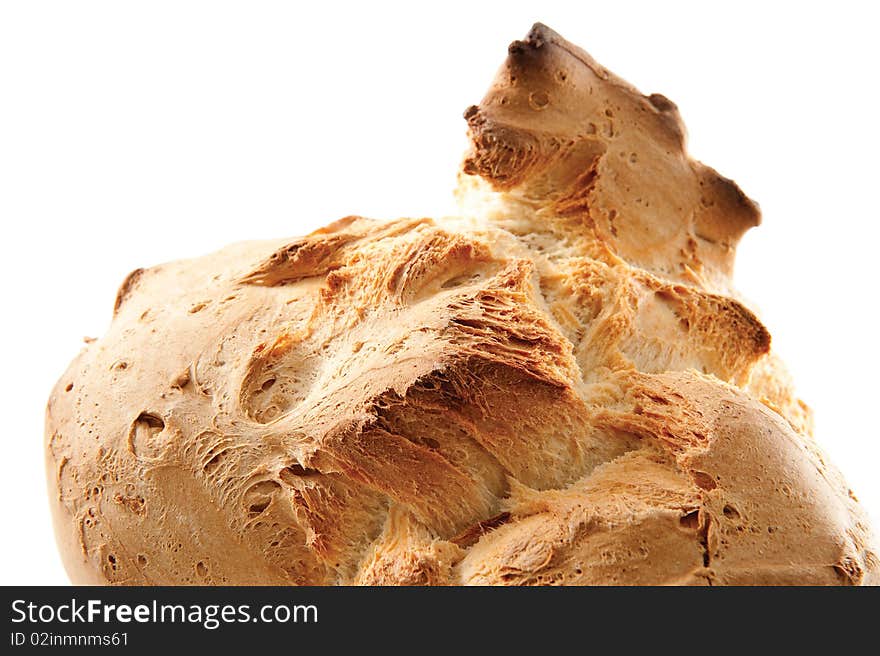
[46,23,878,585]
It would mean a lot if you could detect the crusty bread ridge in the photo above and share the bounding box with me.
[46,23,877,585]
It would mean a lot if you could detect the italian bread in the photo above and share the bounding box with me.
[46,24,878,585]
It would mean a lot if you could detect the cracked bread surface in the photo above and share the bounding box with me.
[46,23,878,585]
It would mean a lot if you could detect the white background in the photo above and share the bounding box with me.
[1,1,877,585]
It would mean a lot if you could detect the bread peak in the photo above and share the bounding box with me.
[45,23,878,585]
[457,23,760,294]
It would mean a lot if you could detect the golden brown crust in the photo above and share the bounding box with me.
[461,23,760,291]
[45,24,877,586]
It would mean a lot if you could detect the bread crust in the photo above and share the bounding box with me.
[46,24,878,585]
